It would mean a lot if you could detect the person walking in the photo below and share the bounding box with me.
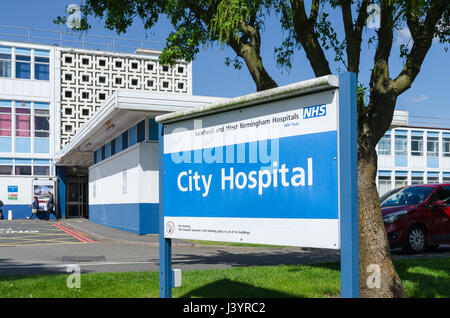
[27,196,39,219]
[0,199,4,220]
[45,193,55,220]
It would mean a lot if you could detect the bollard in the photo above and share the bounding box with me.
[8,210,13,220]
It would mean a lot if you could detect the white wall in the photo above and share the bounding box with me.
[89,141,159,205]
[0,176,33,205]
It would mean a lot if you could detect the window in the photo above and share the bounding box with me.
[411,173,424,185]
[122,130,128,150]
[411,133,424,156]
[378,176,392,196]
[15,48,31,79]
[378,133,391,155]
[0,100,12,136]
[33,160,50,176]
[131,79,138,86]
[34,50,50,80]
[82,75,89,82]
[178,66,184,73]
[433,186,450,206]
[65,56,72,63]
[427,134,439,157]
[33,166,49,176]
[0,46,12,78]
[99,76,106,84]
[34,103,50,138]
[162,81,169,88]
[65,74,72,81]
[15,162,31,175]
[395,173,408,188]
[0,158,13,175]
[443,173,450,184]
[15,101,31,137]
[131,62,138,69]
[178,82,184,90]
[82,58,89,65]
[443,135,450,157]
[115,61,122,68]
[99,59,106,67]
[427,173,439,184]
[162,66,168,72]
[395,132,407,156]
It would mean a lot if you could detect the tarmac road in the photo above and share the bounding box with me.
[0,219,449,276]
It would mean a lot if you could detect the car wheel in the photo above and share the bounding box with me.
[403,226,427,253]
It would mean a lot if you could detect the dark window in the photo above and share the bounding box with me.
[99,76,106,83]
[34,166,50,176]
[147,64,153,71]
[122,130,128,150]
[162,66,168,72]
[82,58,89,65]
[99,59,106,66]
[65,125,72,132]
[64,108,72,115]
[115,61,122,68]
[101,145,106,160]
[433,186,450,206]
[82,92,89,99]
[0,165,13,175]
[65,56,72,63]
[111,139,116,156]
[162,81,169,88]
[178,82,184,89]
[131,79,138,86]
[82,75,89,82]
[147,80,153,87]
[178,66,184,73]
[99,93,106,100]
[137,120,145,142]
[131,62,138,69]
[115,77,122,85]
[15,165,31,175]
[82,109,89,116]
[65,74,72,81]
[65,91,72,98]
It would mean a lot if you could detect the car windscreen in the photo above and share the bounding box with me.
[380,186,435,207]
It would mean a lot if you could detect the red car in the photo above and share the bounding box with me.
[381,183,450,253]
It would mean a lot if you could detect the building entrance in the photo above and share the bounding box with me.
[66,167,89,218]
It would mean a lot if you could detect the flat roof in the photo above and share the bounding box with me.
[55,91,227,166]
[155,75,339,124]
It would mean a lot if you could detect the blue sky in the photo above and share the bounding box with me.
[1,0,448,128]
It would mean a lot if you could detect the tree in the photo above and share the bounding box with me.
[56,0,449,297]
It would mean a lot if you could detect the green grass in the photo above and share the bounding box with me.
[0,257,449,298]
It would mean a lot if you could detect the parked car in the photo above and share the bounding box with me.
[380,183,450,253]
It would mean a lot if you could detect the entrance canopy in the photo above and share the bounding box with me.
[55,90,226,167]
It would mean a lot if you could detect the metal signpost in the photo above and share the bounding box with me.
[156,73,358,298]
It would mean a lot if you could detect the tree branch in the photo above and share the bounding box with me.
[393,0,448,95]
[289,0,331,76]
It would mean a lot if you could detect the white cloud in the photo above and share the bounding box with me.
[411,94,430,103]
[396,27,413,46]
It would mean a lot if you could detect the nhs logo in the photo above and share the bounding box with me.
[303,104,326,119]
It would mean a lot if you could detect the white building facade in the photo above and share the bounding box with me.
[0,36,193,223]
[376,121,450,196]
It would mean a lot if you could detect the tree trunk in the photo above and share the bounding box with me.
[357,143,405,298]
[240,44,278,92]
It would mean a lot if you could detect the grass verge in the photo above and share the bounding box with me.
[0,257,448,298]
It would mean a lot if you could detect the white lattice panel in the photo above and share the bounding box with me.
[59,50,190,146]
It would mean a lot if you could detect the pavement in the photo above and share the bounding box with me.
[60,218,194,247]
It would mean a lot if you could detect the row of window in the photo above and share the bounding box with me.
[378,130,450,157]
[0,46,50,80]
[93,119,158,164]
[378,171,450,196]
[0,100,50,154]
[0,158,53,176]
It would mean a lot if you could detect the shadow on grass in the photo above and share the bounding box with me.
[180,279,298,298]
[393,258,450,298]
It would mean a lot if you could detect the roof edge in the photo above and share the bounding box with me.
[155,75,339,124]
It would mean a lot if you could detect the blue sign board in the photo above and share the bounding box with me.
[157,73,358,298]
[7,186,18,193]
